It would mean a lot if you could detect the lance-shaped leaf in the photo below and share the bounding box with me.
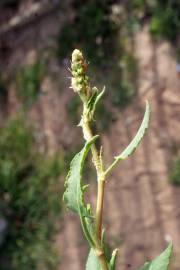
[105,101,150,175]
[109,249,118,270]
[87,87,105,119]
[63,136,98,247]
[138,242,173,270]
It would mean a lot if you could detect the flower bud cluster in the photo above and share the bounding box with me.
[71,49,90,97]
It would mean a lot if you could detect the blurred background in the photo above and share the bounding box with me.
[0,0,180,269]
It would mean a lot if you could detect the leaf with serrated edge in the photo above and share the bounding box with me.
[115,101,150,161]
[86,249,101,270]
[138,242,173,270]
[63,136,98,247]
[105,101,150,176]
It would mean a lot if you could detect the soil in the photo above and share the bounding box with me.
[0,2,180,270]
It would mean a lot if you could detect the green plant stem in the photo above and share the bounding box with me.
[82,112,104,238]
[96,176,105,240]
[96,250,109,270]
[82,116,100,172]
[81,107,108,270]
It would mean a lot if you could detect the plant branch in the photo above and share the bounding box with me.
[81,106,106,237]
[105,158,119,177]
[82,114,101,173]
[70,49,108,270]
[95,174,105,240]
[81,107,108,270]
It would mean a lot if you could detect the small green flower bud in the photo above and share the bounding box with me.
[72,49,83,63]
[77,77,83,84]
[72,70,77,77]
[70,49,90,99]
[76,67,84,76]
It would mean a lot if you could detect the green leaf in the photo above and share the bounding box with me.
[86,248,118,270]
[101,229,111,262]
[63,136,98,247]
[86,249,101,270]
[115,101,150,160]
[86,230,115,270]
[105,101,150,176]
[109,249,118,270]
[138,242,173,270]
[87,87,105,119]
[63,137,97,213]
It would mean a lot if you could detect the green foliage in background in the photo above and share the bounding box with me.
[16,60,45,106]
[58,0,180,117]
[111,53,138,109]
[58,1,138,113]
[169,156,180,186]
[132,0,180,42]
[149,1,180,42]
[57,1,118,66]
[112,80,134,109]
[0,116,63,270]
